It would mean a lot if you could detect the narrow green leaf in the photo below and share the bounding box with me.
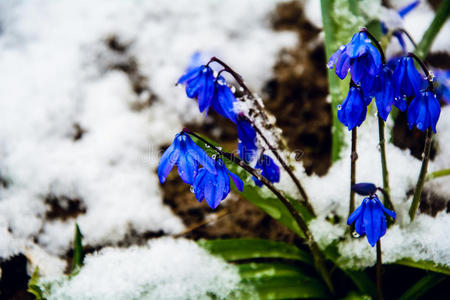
[415,0,450,59]
[394,258,450,275]
[237,262,312,280]
[426,168,450,181]
[237,275,329,299]
[397,272,446,300]
[198,238,313,266]
[71,223,84,276]
[27,267,44,300]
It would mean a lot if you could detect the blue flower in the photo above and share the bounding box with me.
[193,158,244,209]
[211,77,238,123]
[252,154,280,187]
[434,69,450,104]
[347,195,396,247]
[407,90,441,133]
[392,56,424,111]
[178,65,216,113]
[328,32,382,84]
[352,183,377,196]
[158,132,216,185]
[372,66,395,121]
[237,118,258,162]
[337,86,370,130]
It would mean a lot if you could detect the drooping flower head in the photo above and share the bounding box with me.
[178,65,216,114]
[407,90,441,133]
[328,31,382,84]
[352,183,377,196]
[337,86,370,130]
[193,158,243,209]
[372,65,395,121]
[211,76,238,123]
[158,132,216,185]
[237,117,258,162]
[252,154,280,187]
[392,56,424,110]
[347,194,396,247]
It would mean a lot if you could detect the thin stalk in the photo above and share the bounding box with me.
[407,52,434,88]
[377,116,394,211]
[409,129,433,221]
[349,128,358,217]
[376,240,384,300]
[241,115,315,216]
[185,129,334,294]
[393,28,417,49]
[415,0,450,60]
[426,168,450,181]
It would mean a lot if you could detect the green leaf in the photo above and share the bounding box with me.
[236,275,329,299]
[237,262,312,280]
[397,272,446,300]
[426,168,450,181]
[394,258,450,275]
[27,267,44,300]
[198,238,313,266]
[71,223,84,276]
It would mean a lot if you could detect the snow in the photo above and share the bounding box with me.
[42,238,241,300]
[0,0,296,260]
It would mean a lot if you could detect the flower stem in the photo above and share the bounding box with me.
[393,28,417,49]
[377,116,394,211]
[409,129,433,221]
[241,115,315,216]
[185,129,334,294]
[414,0,450,60]
[407,52,434,88]
[349,128,358,217]
[376,240,384,300]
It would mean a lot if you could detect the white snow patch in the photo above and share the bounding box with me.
[43,238,241,300]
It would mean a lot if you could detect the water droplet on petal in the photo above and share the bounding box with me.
[217,146,222,151]
[212,154,217,160]
[337,104,342,110]
[352,231,360,238]
[373,112,378,117]
[417,122,423,130]
[190,186,195,193]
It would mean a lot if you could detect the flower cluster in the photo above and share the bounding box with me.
[328,30,441,133]
[347,183,396,247]
[158,57,282,208]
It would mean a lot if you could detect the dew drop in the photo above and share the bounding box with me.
[211,154,217,160]
[190,186,195,193]
[352,231,360,238]
[205,144,210,148]
[373,112,378,117]
[217,146,222,151]
[417,122,423,130]
[376,144,381,151]
[337,104,342,110]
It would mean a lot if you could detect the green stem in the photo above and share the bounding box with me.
[349,128,357,218]
[321,0,345,163]
[376,240,383,300]
[186,130,335,294]
[414,0,450,60]
[377,116,394,211]
[409,129,433,221]
[426,168,450,181]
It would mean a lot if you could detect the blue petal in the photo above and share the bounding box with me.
[184,135,217,175]
[227,169,244,192]
[204,170,226,209]
[212,83,238,123]
[237,119,258,162]
[347,203,364,225]
[157,142,180,183]
[366,44,382,75]
[363,199,379,247]
[197,68,215,113]
[427,92,441,133]
[176,147,198,185]
[378,198,396,220]
[354,201,366,236]
[193,168,208,202]
[335,52,351,80]
[398,0,420,18]
[327,46,344,69]
[178,65,204,85]
[405,57,423,95]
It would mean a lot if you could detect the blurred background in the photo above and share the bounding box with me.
[0,0,448,298]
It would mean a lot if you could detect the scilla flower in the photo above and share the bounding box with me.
[252,154,280,187]
[347,195,396,247]
[372,66,395,121]
[237,117,258,162]
[337,86,370,130]
[392,56,424,110]
[194,158,243,209]
[178,65,216,113]
[211,76,238,123]
[407,90,441,133]
[328,31,382,84]
[158,132,216,185]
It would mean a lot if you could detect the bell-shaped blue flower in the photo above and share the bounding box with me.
[373,66,395,121]
[337,86,369,130]
[252,154,280,187]
[352,183,377,196]
[193,158,244,209]
[158,132,216,185]
[178,65,216,113]
[328,32,382,84]
[392,56,424,110]
[407,90,441,133]
[237,118,258,162]
[211,77,238,123]
[347,195,396,247]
